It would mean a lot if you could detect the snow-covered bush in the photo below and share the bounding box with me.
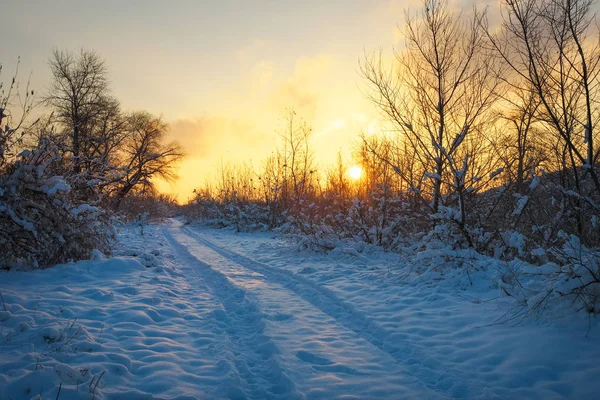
[184,188,272,232]
[495,233,600,316]
[548,234,600,313]
[0,145,113,269]
[116,193,179,222]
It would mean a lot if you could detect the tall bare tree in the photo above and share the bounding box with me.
[486,0,600,196]
[362,0,501,231]
[493,86,546,193]
[278,109,315,208]
[46,49,111,173]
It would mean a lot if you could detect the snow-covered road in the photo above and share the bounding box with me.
[1,220,599,399]
[165,223,440,399]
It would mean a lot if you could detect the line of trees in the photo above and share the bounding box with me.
[185,0,600,311]
[189,0,600,246]
[42,49,184,208]
[1,49,184,269]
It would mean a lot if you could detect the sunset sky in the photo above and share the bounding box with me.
[1,0,487,202]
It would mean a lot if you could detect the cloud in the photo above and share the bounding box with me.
[160,50,382,203]
[157,115,275,203]
[168,116,267,158]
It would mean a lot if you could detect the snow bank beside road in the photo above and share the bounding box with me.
[0,226,221,400]
[195,224,600,399]
[2,221,599,399]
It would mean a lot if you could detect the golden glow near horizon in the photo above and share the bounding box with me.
[1,0,426,203]
[348,166,363,181]
[155,52,384,203]
[124,2,412,204]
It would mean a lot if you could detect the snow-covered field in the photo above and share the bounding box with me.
[1,220,599,399]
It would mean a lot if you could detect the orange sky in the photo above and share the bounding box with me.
[1,0,492,203]
[155,52,383,202]
[150,2,413,203]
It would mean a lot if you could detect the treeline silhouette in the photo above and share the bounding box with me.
[0,49,183,269]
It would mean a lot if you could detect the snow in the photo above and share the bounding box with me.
[1,220,599,399]
[529,176,540,191]
[490,168,504,179]
[41,176,71,195]
[502,230,526,255]
[512,194,529,216]
[450,125,468,150]
[424,172,442,181]
[71,204,100,217]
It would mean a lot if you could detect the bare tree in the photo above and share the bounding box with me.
[493,86,546,193]
[487,0,600,195]
[79,96,125,172]
[112,111,184,209]
[480,0,600,240]
[278,109,315,209]
[45,49,111,173]
[259,152,286,227]
[325,152,351,201]
[0,59,38,167]
[361,0,501,234]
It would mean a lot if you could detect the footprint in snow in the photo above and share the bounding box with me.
[295,350,363,375]
[266,313,293,322]
[313,364,362,375]
[295,350,333,365]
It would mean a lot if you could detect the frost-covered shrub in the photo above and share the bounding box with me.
[184,190,272,232]
[116,193,179,221]
[0,146,113,269]
[482,172,598,242]
[544,233,600,313]
[482,232,600,316]
[282,187,430,252]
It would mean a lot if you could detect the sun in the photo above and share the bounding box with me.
[348,166,363,180]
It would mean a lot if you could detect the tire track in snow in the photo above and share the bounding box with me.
[171,225,442,399]
[163,228,299,400]
[182,225,477,398]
